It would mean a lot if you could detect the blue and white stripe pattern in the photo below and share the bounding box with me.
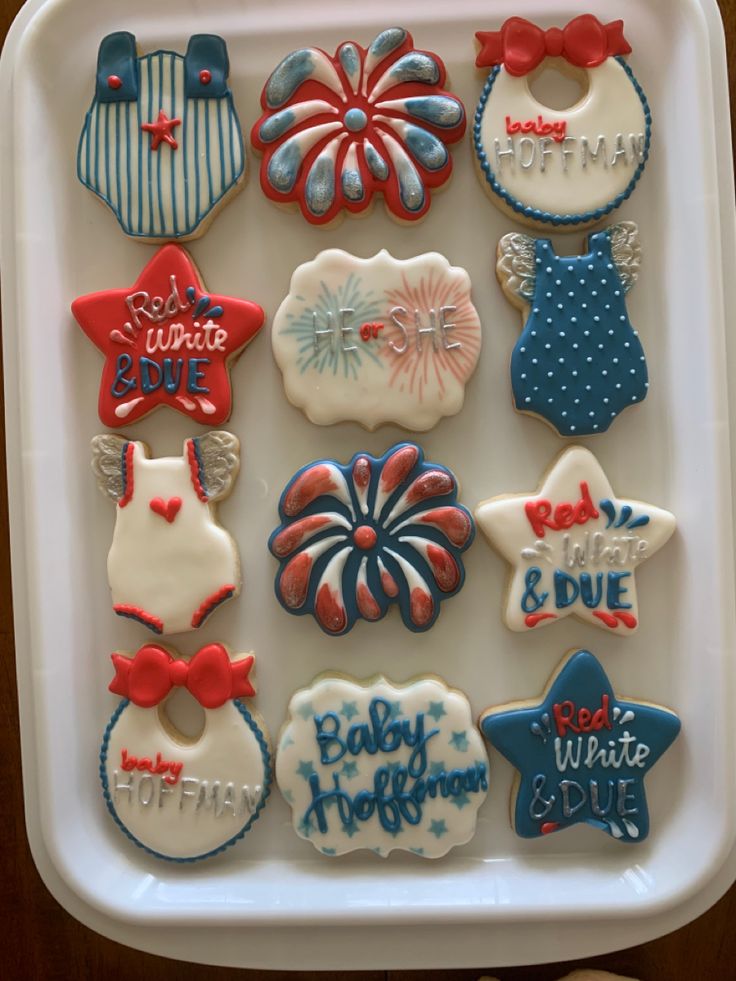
[78,37,244,241]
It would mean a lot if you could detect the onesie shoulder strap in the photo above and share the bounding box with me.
[95,31,139,103]
[184,34,230,98]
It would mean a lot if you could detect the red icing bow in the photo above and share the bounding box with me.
[109,643,255,709]
[475,15,631,76]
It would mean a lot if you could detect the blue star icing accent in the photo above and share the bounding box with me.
[343,820,360,838]
[269,442,475,635]
[450,731,469,752]
[450,792,471,810]
[298,816,314,837]
[341,760,359,779]
[296,760,315,780]
[297,701,314,720]
[387,700,402,720]
[427,700,447,721]
[340,700,359,720]
[321,847,336,855]
[429,760,446,777]
[429,819,447,838]
[481,650,680,842]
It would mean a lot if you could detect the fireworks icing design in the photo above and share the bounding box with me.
[251,28,466,223]
[268,443,475,635]
[271,250,482,431]
[383,270,482,401]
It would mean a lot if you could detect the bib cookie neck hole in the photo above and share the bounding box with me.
[158,688,206,744]
[527,59,589,112]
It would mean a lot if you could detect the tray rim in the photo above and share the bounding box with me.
[3,0,736,967]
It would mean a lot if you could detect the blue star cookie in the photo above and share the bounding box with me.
[480,649,680,842]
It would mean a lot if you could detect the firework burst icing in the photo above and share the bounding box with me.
[268,443,475,635]
[251,28,466,223]
[272,249,482,431]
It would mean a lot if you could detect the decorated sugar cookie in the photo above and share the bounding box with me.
[474,446,675,634]
[101,642,271,861]
[498,222,646,435]
[269,443,474,635]
[251,28,466,223]
[277,674,489,857]
[72,245,265,426]
[480,649,680,842]
[473,15,650,227]
[92,431,240,635]
[272,249,481,430]
[78,33,245,241]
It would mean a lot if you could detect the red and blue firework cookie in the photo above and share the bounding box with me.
[268,442,474,635]
[251,28,466,224]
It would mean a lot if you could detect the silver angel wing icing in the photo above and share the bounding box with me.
[91,434,130,502]
[607,221,641,294]
[190,430,240,501]
[496,232,537,303]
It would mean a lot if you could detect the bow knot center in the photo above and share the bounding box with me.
[544,28,565,57]
[169,661,189,687]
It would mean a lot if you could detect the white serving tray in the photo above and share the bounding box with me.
[2,0,736,969]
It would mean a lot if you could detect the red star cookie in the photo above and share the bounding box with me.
[72,245,264,427]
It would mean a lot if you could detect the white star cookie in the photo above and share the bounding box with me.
[474,446,675,635]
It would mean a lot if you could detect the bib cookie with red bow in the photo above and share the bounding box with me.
[100,643,272,861]
[473,15,651,228]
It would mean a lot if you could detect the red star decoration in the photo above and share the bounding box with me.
[72,245,265,427]
[141,109,181,150]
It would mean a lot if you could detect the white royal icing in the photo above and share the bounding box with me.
[92,434,240,635]
[271,249,482,431]
[477,58,647,220]
[474,446,676,634]
[102,698,269,860]
[276,674,489,858]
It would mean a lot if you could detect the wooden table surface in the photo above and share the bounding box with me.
[1,2,735,978]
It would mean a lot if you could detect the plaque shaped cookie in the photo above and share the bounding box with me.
[480,649,681,842]
[91,431,240,635]
[473,15,651,228]
[277,673,489,857]
[101,643,271,861]
[272,249,482,431]
[78,33,245,241]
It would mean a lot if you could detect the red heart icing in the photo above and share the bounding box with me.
[149,497,182,523]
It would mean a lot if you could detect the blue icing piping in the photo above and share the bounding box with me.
[395,153,425,212]
[265,48,316,109]
[305,153,336,217]
[402,123,448,171]
[259,107,297,143]
[401,95,464,129]
[364,142,389,181]
[509,232,648,436]
[473,58,652,226]
[341,167,364,201]
[369,28,407,59]
[387,52,440,86]
[267,136,303,192]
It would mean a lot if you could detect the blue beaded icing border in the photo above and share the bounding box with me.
[472,58,652,226]
[99,698,272,863]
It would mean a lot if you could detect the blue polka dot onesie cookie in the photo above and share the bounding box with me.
[497,222,647,436]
